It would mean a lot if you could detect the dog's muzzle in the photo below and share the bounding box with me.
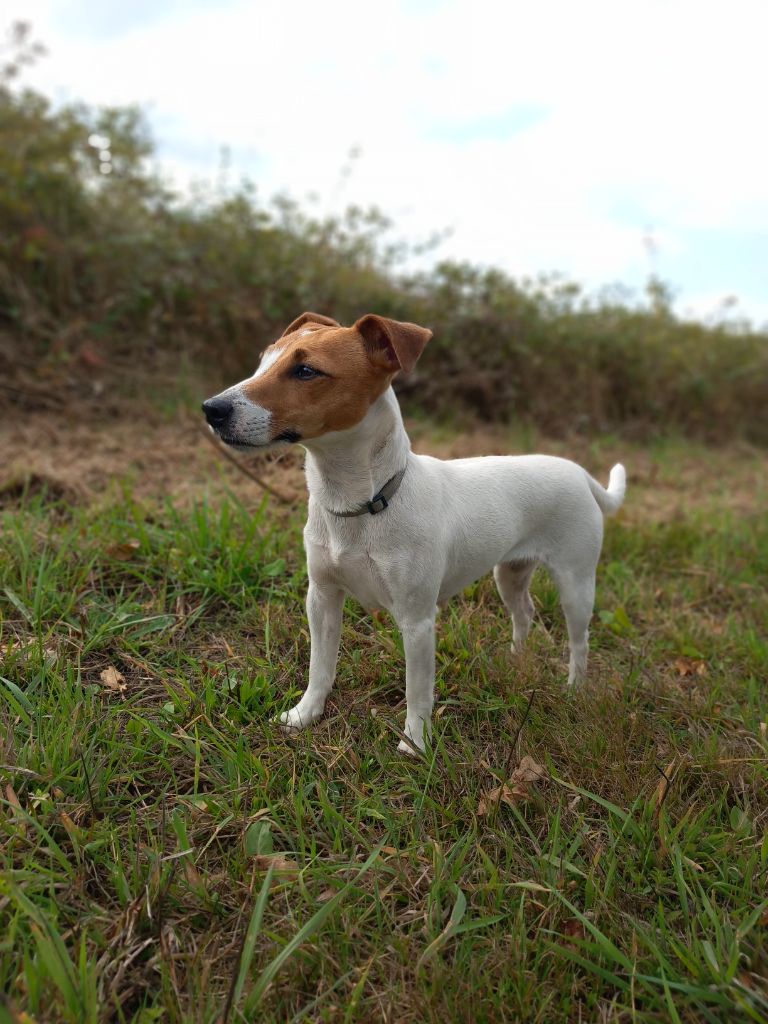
[202,390,278,449]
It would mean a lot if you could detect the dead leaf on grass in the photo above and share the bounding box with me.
[652,757,677,806]
[251,854,300,876]
[682,855,704,872]
[673,656,708,678]
[5,783,26,833]
[105,539,140,561]
[77,342,106,369]
[4,637,58,661]
[477,755,546,816]
[60,811,86,843]
[5,783,23,812]
[184,860,204,888]
[562,918,586,945]
[99,666,127,694]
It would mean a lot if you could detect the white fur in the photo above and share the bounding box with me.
[273,386,626,754]
[253,345,283,378]
[210,378,273,447]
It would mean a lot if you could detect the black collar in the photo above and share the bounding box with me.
[329,466,407,517]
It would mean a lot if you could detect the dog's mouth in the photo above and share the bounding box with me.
[217,437,261,451]
[213,428,301,450]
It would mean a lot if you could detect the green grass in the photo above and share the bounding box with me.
[0,461,767,1023]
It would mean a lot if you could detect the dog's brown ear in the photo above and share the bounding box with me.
[354,314,433,373]
[281,312,340,337]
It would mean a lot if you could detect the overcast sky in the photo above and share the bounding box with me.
[6,1,768,325]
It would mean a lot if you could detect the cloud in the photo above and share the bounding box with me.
[5,0,768,322]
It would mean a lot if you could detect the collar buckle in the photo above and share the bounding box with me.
[329,465,406,518]
[367,493,389,515]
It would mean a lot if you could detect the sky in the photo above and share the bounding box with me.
[5,0,768,326]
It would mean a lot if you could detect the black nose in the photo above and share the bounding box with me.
[202,396,233,428]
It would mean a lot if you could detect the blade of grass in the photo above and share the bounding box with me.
[242,843,384,1013]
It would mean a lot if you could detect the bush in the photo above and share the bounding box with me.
[2,24,766,442]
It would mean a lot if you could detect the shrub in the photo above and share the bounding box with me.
[1,24,766,442]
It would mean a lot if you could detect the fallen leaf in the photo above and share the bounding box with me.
[251,854,299,875]
[184,860,204,888]
[60,811,86,843]
[105,540,140,561]
[682,855,704,872]
[562,918,586,944]
[4,638,57,660]
[652,758,677,807]
[673,656,708,678]
[99,666,126,694]
[77,342,106,369]
[5,784,27,835]
[5,783,23,813]
[478,756,546,815]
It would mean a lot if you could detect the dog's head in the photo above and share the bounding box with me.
[202,312,432,450]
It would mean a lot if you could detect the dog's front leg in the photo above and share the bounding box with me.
[279,582,344,732]
[395,610,437,755]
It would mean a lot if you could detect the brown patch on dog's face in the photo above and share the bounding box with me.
[203,313,432,448]
[241,323,394,441]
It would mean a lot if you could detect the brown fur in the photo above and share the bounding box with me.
[281,312,340,336]
[242,314,432,440]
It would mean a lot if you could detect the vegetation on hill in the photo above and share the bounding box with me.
[2,23,767,441]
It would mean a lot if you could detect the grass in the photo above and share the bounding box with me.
[0,444,767,1023]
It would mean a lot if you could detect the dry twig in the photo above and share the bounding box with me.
[199,424,298,505]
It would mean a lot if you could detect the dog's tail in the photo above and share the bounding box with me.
[586,463,626,516]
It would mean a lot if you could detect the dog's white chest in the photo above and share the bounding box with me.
[306,533,394,611]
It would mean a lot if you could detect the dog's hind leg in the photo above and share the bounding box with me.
[493,561,537,653]
[550,567,596,686]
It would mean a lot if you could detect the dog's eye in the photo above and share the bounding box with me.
[292,364,321,380]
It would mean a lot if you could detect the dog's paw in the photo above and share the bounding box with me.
[397,719,430,756]
[397,737,424,757]
[277,699,324,732]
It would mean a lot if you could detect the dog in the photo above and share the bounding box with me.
[203,312,626,754]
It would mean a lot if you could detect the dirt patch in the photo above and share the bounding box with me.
[0,469,86,508]
[0,409,306,510]
[0,409,762,523]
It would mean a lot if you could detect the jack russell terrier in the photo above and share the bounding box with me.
[203,312,626,754]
